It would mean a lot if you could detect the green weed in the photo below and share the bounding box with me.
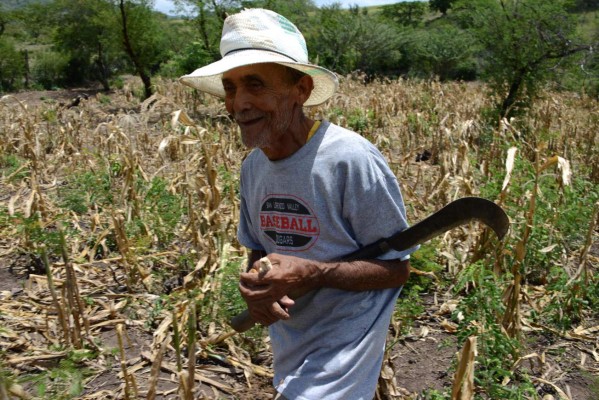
[394,243,444,334]
[0,154,29,181]
[455,263,530,399]
[18,351,95,399]
[142,177,186,247]
[56,170,114,214]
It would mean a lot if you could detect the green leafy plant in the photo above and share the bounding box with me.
[454,263,530,398]
[142,177,186,247]
[394,243,444,334]
[19,351,95,399]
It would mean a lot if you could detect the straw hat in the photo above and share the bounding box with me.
[179,8,338,106]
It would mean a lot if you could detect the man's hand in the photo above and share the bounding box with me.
[239,253,320,326]
[238,251,410,327]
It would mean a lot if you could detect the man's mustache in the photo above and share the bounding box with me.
[231,111,265,123]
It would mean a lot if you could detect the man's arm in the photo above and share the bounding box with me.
[239,252,410,325]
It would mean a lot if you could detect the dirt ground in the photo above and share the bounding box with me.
[1,87,598,399]
[2,259,596,399]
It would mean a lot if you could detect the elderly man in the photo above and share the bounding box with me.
[180,8,417,400]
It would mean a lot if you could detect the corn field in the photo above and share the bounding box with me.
[0,75,597,399]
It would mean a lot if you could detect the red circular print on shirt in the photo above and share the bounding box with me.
[259,194,320,251]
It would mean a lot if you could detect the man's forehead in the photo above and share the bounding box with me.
[222,63,286,82]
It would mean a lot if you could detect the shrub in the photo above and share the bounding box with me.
[0,37,25,92]
[31,50,69,89]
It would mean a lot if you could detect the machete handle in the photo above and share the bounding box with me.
[230,309,255,332]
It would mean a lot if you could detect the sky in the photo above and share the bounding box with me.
[153,0,409,15]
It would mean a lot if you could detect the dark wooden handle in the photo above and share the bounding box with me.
[230,309,256,332]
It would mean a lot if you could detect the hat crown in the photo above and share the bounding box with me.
[220,9,308,63]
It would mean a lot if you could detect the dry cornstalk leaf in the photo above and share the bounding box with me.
[573,325,599,336]
[7,352,67,366]
[408,266,439,281]
[539,155,572,186]
[7,191,21,216]
[531,377,571,400]
[183,254,209,287]
[147,335,171,400]
[141,354,236,394]
[171,109,197,128]
[503,352,544,386]
[451,336,477,400]
[539,244,558,253]
[501,147,518,192]
[7,383,31,400]
[441,319,458,333]
[116,324,139,399]
[437,300,459,316]
[90,319,127,329]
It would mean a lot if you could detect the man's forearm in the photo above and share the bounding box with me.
[242,253,410,306]
[310,258,410,292]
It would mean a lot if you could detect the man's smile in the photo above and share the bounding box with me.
[237,116,263,127]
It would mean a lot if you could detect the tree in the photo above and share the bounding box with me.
[308,5,402,76]
[380,1,427,27]
[429,0,456,15]
[175,0,242,59]
[454,0,595,118]
[0,9,6,36]
[403,24,477,80]
[115,0,173,98]
[12,2,54,40]
[0,37,25,92]
[246,0,316,30]
[571,0,599,11]
[52,0,121,89]
[351,17,404,76]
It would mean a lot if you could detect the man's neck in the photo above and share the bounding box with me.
[261,114,315,161]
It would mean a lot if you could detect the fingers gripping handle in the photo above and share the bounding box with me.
[230,257,272,332]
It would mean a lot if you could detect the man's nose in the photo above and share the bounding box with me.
[230,88,253,113]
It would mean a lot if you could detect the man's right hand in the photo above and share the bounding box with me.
[241,294,295,326]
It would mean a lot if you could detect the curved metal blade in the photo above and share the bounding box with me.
[344,197,509,261]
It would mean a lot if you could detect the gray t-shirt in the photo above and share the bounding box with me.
[237,121,417,400]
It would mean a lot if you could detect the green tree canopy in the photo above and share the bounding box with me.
[308,4,403,75]
[402,23,477,80]
[429,0,456,15]
[454,0,594,118]
[0,37,25,92]
[115,0,174,98]
[52,0,121,89]
[380,1,427,27]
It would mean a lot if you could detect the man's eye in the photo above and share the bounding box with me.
[249,80,264,89]
[223,85,235,94]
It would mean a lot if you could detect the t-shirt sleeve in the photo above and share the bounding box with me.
[342,149,418,261]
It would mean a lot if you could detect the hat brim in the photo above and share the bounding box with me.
[179,49,338,107]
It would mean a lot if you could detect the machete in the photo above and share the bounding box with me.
[230,196,509,333]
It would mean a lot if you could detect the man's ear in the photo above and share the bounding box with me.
[295,75,314,106]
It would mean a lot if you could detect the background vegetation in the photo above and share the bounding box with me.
[0,0,598,399]
[1,0,599,116]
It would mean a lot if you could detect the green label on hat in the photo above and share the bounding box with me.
[278,15,297,34]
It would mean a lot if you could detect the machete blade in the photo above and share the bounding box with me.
[344,197,509,261]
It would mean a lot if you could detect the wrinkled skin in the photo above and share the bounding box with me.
[222,63,314,161]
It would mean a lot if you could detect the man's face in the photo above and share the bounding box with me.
[221,63,301,149]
